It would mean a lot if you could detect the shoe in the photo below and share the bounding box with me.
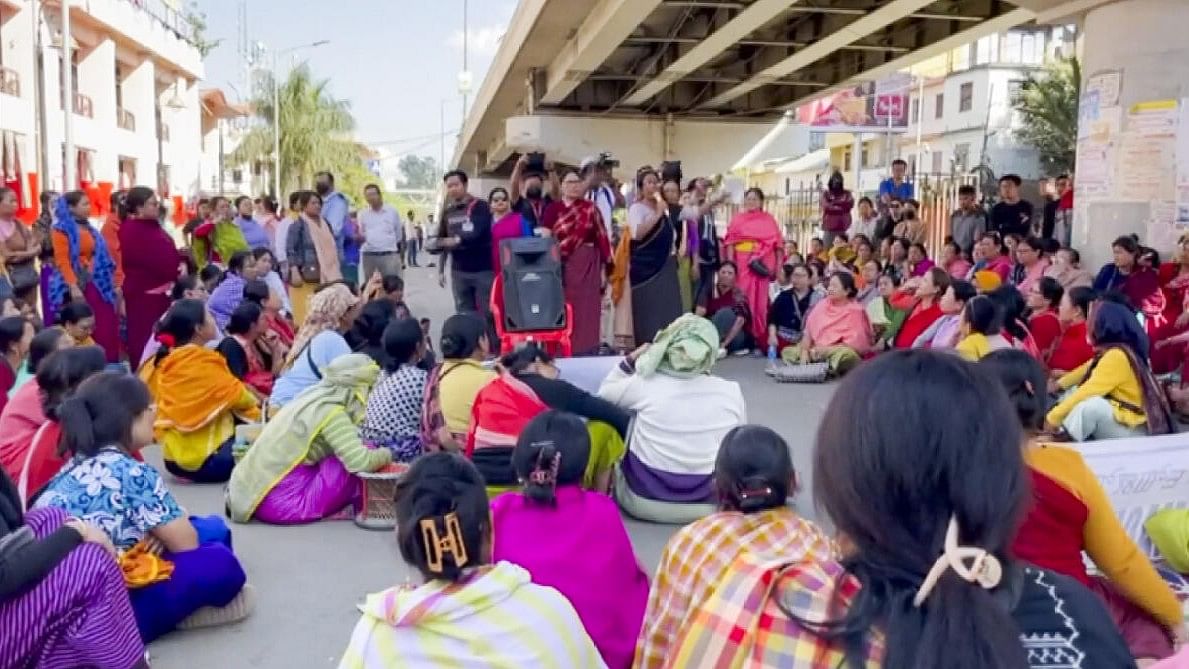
[177,584,256,630]
[717,348,727,360]
[733,348,751,357]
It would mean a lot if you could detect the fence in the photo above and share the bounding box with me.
[719,173,980,259]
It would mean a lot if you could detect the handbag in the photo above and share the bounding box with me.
[748,256,772,279]
[773,361,829,384]
[7,261,38,294]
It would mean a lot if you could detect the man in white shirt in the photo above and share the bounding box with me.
[273,191,299,274]
[358,184,404,280]
[404,210,420,267]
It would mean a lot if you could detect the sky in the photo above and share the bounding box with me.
[196,0,515,172]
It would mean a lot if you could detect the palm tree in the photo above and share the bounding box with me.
[232,64,359,196]
[1013,56,1080,175]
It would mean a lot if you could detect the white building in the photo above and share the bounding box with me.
[903,26,1078,181]
[0,0,205,219]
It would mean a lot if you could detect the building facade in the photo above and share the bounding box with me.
[0,0,204,219]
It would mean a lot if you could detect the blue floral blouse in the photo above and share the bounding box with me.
[34,447,184,549]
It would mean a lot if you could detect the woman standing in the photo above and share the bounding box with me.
[724,188,784,346]
[541,170,613,354]
[662,179,699,312]
[233,196,270,251]
[489,187,529,269]
[0,187,42,310]
[191,196,248,270]
[285,191,342,326]
[819,171,853,246]
[619,168,682,346]
[119,187,182,366]
[48,192,121,362]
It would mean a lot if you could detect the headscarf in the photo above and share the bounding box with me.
[635,313,719,378]
[48,196,117,310]
[972,270,1002,293]
[227,353,378,522]
[285,283,359,367]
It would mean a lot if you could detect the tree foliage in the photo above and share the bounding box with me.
[398,155,439,189]
[184,2,221,58]
[1013,56,1080,175]
[231,64,359,198]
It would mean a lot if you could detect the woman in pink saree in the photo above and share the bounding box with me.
[724,188,784,345]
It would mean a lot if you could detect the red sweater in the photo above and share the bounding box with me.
[1047,321,1094,373]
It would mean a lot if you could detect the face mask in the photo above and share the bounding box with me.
[829,180,842,192]
[526,186,543,199]
[315,183,331,196]
[903,210,916,220]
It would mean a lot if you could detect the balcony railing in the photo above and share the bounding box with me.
[117,107,136,131]
[123,0,200,49]
[73,93,93,118]
[0,67,19,97]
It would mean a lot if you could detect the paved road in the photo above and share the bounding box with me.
[149,264,835,668]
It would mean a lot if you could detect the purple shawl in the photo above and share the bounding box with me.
[491,486,649,669]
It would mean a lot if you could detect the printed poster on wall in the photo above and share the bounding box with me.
[1117,100,1178,202]
[1176,98,1189,224]
[1074,105,1121,200]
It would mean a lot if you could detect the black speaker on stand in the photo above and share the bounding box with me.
[498,236,565,333]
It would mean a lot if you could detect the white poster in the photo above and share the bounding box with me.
[1117,100,1178,202]
[1075,433,1189,561]
[1176,98,1189,224]
[1074,106,1121,200]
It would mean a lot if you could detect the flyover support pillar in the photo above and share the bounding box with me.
[1073,0,1189,268]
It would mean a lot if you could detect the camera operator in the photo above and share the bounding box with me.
[685,176,729,304]
[580,154,625,239]
[509,153,558,229]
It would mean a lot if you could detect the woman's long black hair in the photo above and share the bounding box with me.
[36,345,106,429]
[988,285,1029,341]
[57,372,153,458]
[808,350,1028,669]
[512,410,590,506]
[394,452,490,582]
[347,299,397,367]
[715,425,794,512]
[153,299,207,363]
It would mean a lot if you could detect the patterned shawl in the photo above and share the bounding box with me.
[48,196,117,310]
[285,283,359,367]
[552,199,611,263]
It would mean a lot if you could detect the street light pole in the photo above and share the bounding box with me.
[61,0,74,189]
[269,40,329,199]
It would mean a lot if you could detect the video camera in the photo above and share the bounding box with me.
[525,151,547,175]
[595,152,620,170]
[660,160,682,184]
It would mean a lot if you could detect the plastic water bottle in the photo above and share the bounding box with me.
[767,345,778,368]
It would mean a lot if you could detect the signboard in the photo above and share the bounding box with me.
[796,75,910,133]
[1074,433,1189,561]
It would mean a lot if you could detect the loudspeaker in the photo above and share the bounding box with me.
[499,236,565,332]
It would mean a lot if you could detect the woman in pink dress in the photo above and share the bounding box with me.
[724,188,784,345]
[487,187,528,269]
[118,187,182,364]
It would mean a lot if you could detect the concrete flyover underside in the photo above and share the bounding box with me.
[456,0,1047,177]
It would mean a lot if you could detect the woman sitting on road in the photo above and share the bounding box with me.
[599,314,745,524]
[243,278,294,355]
[990,284,1042,359]
[360,318,428,464]
[57,300,97,349]
[216,302,282,398]
[913,279,976,350]
[667,351,1132,669]
[634,425,834,669]
[135,274,216,368]
[1027,276,1065,360]
[981,349,1183,662]
[1048,285,1096,377]
[270,283,359,408]
[0,345,104,505]
[780,272,871,377]
[0,326,72,435]
[941,239,972,279]
[1047,300,1174,441]
[492,411,649,669]
[907,242,934,278]
[337,452,604,668]
[141,299,260,483]
[207,250,255,332]
[955,295,1011,362]
[766,263,824,357]
[468,343,629,493]
[34,372,252,643]
[891,267,950,349]
[0,465,146,668]
[421,313,496,452]
[867,272,907,351]
[229,354,393,525]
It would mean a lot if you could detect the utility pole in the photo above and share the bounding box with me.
[61,0,74,189]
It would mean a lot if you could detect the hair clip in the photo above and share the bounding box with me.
[156,333,176,348]
[738,486,774,499]
[529,452,561,486]
[419,512,468,574]
[1022,380,1035,397]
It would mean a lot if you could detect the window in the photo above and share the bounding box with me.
[1008,79,1025,105]
[1003,32,1023,64]
[784,178,790,196]
[911,98,920,124]
[118,156,137,190]
[931,151,943,173]
[934,93,944,119]
[842,149,852,172]
[959,82,973,112]
[954,143,970,172]
[975,34,999,65]
[861,144,870,169]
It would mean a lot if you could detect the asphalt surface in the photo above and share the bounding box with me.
[147,263,836,668]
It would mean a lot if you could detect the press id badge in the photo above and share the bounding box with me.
[461,221,475,234]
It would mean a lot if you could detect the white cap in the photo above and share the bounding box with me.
[579,155,599,172]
